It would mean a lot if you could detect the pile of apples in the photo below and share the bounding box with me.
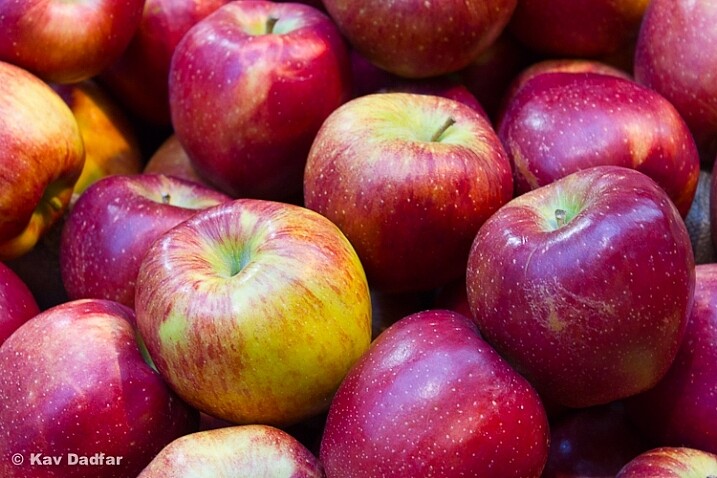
[2,0,717,477]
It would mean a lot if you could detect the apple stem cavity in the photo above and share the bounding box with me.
[555,208,567,228]
[49,197,64,212]
[266,16,279,34]
[430,117,456,142]
[161,193,171,205]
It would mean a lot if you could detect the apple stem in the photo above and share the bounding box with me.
[431,117,456,142]
[49,197,64,212]
[161,193,171,205]
[266,16,279,34]
[555,209,567,228]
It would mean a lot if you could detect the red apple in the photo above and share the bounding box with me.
[616,447,717,477]
[466,166,695,408]
[60,173,231,309]
[0,61,85,260]
[634,0,717,162]
[542,403,649,478]
[0,0,145,84]
[0,261,39,345]
[99,0,232,126]
[169,0,351,200]
[498,71,700,217]
[304,92,513,293]
[625,263,717,454]
[0,299,198,478]
[137,425,324,477]
[320,309,550,477]
[508,0,648,57]
[135,199,372,426]
[143,134,210,187]
[322,0,517,78]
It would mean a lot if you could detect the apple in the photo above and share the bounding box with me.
[134,199,372,426]
[320,309,550,477]
[0,0,145,84]
[0,61,84,261]
[466,165,695,408]
[457,32,535,121]
[498,71,700,217]
[616,447,717,477]
[169,0,352,200]
[137,425,324,477]
[60,173,231,309]
[304,92,513,293]
[50,80,143,197]
[0,299,198,478]
[143,134,210,187]
[0,261,39,345]
[508,0,648,58]
[625,263,717,454]
[634,0,717,163]
[99,0,232,126]
[542,402,649,478]
[322,0,517,79]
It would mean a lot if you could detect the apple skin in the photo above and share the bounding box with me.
[0,0,145,84]
[0,261,39,345]
[135,199,372,427]
[0,299,199,478]
[143,134,210,186]
[320,309,550,478]
[498,71,700,217]
[508,0,648,57]
[304,92,513,293]
[542,403,649,478]
[0,61,85,261]
[137,425,323,477]
[625,263,717,454]
[169,0,352,200]
[51,80,143,197]
[634,0,717,163]
[322,0,517,79]
[616,447,717,478]
[60,173,231,309]
[466,166,695,408]
[99,0,232,126]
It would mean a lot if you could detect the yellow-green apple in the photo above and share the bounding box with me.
[320,309,550,477]
[99,0,232,126]
[60,174,230,309]
[508,0,648,57]
[169,0,351,200]
[322,0,517,78]
[616,447,717,477]
[0,299,198,478]
[635,0,717,163]
[466,166,695,408]
[0,0,145,84]
[0,261,39,345]
[304,92,513,293]
[625,264,717,454]
[137,425,324,477]
[143,135,209,187]
[498,71,700,217]
[542,403,649,478]
[51,80,143,197]
[134,199,372,426]
[0,61,84,261]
